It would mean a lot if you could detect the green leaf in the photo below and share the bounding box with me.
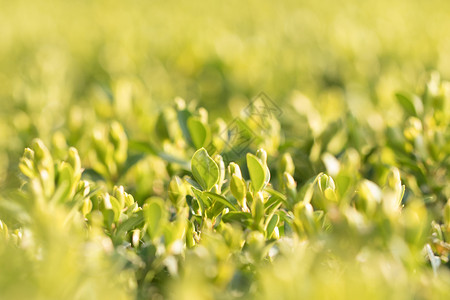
[222,211,252,226]
[298,173,322,204]
[164,219,186,249]
[109,196,122,223]
[51,181,71,205]
[264,197,283,223]
[191,187,212,213]
[214,154,225,189]
[67,147,82,176]
[280,152,295,175]
[230,174,246,207]
[191,148,219,191]
[169,176,186,206]
[187,117,209,149]
[252,192,265,230]
[83,168,106,182]
[265,214,279,238]
[52,162,74,204]
[155,110,171,141]
[256,149,271,186]
[19,156,35,179]
[207,201,226,219]
[177,108,193,145]
[81,198,93,216]
[444,200,450,226]
[115,210,144,238]
[100,194,120,219]
[265,188,287,205]
[203,192,239,211]
[247,153,266,192]
[144,197,167,239]
[395,92,423,117]
[186,220,196,248]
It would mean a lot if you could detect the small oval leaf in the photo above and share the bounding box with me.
[247,153,266,192]
[230,174,246,207]
[144,197,167,239]
[187,117,209,149]
[191,148,219,191]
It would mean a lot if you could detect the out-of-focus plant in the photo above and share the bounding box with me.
[386,73,450,211]
[2,100,450,299]
[0,140,134,300]
[1,1,450,296]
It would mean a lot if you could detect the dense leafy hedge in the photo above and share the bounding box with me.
[1,0,450,299]
[1,76,450,299]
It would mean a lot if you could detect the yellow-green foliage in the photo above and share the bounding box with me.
[1,1,450,299]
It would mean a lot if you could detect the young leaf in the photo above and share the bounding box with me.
[203,192,239,211]
[256,149,271,186]
[82,198,93,216]
[177,105,194,145]
[444,199,450,226]
[187,117,209,149]
[247,153,266,192]
[395,92,423,117]
[191,187,211,213]
[280,152,295,175]
[265,214,279,239]
[191,148,219,191]
[115,210,144,238]
[109,196,122,223]
[214,154,225,189]
[144,197,167,239]
[252,192,265,231]
[222,211,252,226]
[230,174,247,208]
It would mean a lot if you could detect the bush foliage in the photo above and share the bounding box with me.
[1,0,450,299]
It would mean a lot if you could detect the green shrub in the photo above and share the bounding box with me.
[1,1,450,299]
[1,75,450,299]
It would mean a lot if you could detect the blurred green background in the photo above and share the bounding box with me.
[2,0,450,190]
[0,0,450,182]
